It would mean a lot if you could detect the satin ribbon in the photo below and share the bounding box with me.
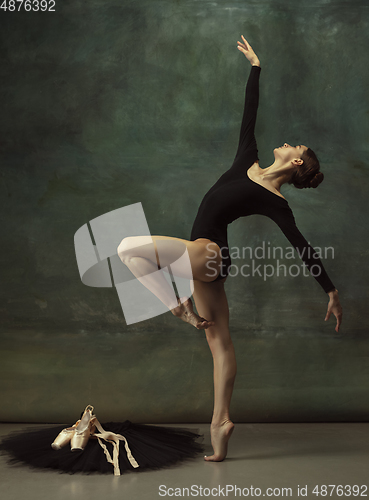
[91,417,139,476]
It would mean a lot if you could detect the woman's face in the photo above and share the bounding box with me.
[274,143,308,163]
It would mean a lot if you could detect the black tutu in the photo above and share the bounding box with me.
[0,419,204,475]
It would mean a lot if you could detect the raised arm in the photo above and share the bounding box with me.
[235,36,261,158]
[270,206,342,332]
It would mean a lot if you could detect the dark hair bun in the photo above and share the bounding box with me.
[287,147,324,189]
[309,171,324,188]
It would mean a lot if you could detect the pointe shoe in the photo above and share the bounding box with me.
[70,405,96,452]
[51,420,80,450]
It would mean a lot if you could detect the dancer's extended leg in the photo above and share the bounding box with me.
[117,236,221,329]
[192,278,236,461]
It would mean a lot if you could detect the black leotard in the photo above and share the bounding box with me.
[190,65,336,293]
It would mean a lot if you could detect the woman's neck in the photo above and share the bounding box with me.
[254,161,291,191]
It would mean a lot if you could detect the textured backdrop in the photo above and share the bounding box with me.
[0,0,368,423]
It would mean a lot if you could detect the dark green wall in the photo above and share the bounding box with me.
[1,0,368,423]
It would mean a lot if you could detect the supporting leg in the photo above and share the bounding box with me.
[192,278,236,461]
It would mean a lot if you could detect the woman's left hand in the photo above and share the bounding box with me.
[237,35,260,66]
[325,290,343,332]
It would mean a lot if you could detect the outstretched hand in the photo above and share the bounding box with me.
[324,291,343,333]
[237,35,260,66]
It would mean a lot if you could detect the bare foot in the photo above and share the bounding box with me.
[171,296,215,330]
[204,420,234,462]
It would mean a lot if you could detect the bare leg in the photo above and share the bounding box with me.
[192,278,236,461]
[117,236,221,329]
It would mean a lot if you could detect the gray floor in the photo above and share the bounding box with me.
[0,423,368,500]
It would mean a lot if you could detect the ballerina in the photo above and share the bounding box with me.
[117,35,343,462]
